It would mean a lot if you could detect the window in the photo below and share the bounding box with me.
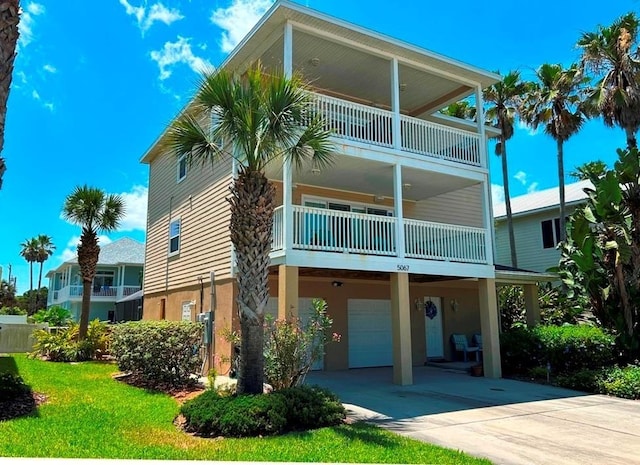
[169,218,181,255]
[177,155,187,182]
[541,218,561,249]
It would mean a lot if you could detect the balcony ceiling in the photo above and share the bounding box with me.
[259,31,470,118]
[265,154,478,202]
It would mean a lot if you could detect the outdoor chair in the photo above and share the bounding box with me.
[450,334,480,362]
[472,333,483,360]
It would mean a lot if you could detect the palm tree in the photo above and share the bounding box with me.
[0,0,20,189]
[19,237,38,310]
[440,100,476,120]
[35,234,55,307]
[164,65,333,394]
[577,12,640,149]
[62,186,124,339]
[520,63,589,242]
[483,71,528,268]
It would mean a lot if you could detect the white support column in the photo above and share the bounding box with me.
[479,278,502,378]
[391,272,412,385]
[390,58,401,150]
[524,284,541,327]
[282,21,294,254]
[475,84,488,168]
[393,163,405,259]
[481,175,494,265]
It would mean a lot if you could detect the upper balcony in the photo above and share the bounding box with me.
[309,92,483,167]
[49,285,141,305]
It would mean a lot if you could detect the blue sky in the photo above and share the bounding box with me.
[0,0,638,293]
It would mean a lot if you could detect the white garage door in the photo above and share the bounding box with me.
[348,299,392,368]
[264,297,323,370]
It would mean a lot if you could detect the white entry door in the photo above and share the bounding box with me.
[348,299,392,368]
[424,296,444,359]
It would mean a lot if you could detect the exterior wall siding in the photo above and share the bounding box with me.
[144,153,234,295]
[495,205,578,272]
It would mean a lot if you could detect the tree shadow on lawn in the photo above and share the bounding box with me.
[0,355,45,422]
[286,421,403,449]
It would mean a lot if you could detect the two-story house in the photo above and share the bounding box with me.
[494,180,591,273]
[141,1,539,384]
[46,237,144,322]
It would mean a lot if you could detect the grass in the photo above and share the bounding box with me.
[0,355,491,464]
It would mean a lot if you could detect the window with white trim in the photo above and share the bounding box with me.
[177,155,187,182]
[541,218,561,249]
[169,218,181,255]
[303,196,394,216]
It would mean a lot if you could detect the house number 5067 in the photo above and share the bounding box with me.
[397,264,409,271]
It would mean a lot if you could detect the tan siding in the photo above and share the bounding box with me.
[144,153,233,295]
[409,184,483,227]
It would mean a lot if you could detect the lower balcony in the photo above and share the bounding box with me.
[50,285,141,304]
[271,205,488,266]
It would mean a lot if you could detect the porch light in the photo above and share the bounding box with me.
[331,280,343,287]
[402,183,412,190]
[399,83,407,92]
[310,167,321,175]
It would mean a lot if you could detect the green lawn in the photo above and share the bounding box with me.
[0,355,490,464]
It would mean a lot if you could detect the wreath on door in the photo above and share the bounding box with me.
[425,300,438,319]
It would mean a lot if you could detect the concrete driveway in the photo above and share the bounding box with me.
[306,366,640,465]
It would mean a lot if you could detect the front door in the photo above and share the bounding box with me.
[424,296,444,359]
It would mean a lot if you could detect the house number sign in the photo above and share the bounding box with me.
[396,264,409,271]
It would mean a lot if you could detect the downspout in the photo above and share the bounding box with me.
[165,195,173,300]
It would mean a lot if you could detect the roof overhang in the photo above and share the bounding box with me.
[495,269,558,285]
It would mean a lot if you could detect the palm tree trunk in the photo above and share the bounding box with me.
[0,0,20,190]
[501,136,518,268]
[37,261,44,311]
[557,139,566,242]
[77,230,100,340]
[229,166,275,394]
[28,261,33,313]
[625,127,637,150]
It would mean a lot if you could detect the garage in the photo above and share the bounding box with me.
[348,298,392,368]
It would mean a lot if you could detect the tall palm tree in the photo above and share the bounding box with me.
[578,12,640,149]
[0,0,20,189]
[35,234,55,307]
[19,237,38,311]
[62,186,124,339]
[440,100,476,120]
[521,63,589,242]
[164,65,333,394]
[483,71,528,268]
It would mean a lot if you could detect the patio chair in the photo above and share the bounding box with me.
[472,333,483,360]
[450,334,479,362]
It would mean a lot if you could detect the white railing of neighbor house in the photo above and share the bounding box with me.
[400,116,481,166]
[292,205,396,256]
[121,286,141,297]
[404,219,487,264]
[64,285,141,299]
[311,93,394,148]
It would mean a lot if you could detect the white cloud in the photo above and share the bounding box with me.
[116,185,148,231]
[211,0,273,53]
[18,2,45,48]
[527,182,539,194]
[491,184,505,204]
[150,36,212,80]
[514,170,527,185]
[16,71,27,85]
[120,0,183,33]
[31,89,40,100]
[43,64,57,73]
[43,102,54,112]
[517,120,538,136]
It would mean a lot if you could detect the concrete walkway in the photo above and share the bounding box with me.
[307,366,640,465]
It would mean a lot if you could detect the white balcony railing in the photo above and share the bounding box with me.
[404,219,487,263]
[51,285,142,301]
[310,93,394,149]
[271,205,488,265]
[309,92,482,167]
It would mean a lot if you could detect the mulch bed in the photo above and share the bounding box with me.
[0,391,48,422]
[112,372,206,403]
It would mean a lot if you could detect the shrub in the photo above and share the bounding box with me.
[0,306,27,315]
[30,320,110,362]
[501,324,615,375]
[180,385,345,437]
[0,373,30,399]
[555,365,640,399]
[110,320,202,390]
[264,298,340,390]
[31,306,72,327]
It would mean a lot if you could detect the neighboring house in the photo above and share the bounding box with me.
[141,1,542,384]
[46,237,144,322]
[494,180,592,273]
